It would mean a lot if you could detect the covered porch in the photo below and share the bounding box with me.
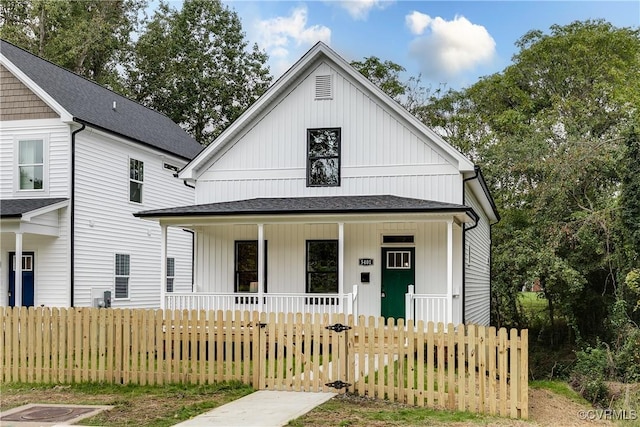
[0,198,68,307]
[136,195,477,325]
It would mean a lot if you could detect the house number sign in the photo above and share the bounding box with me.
[359,258,374,266]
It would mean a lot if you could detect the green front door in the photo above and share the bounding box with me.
[381,247,415,321]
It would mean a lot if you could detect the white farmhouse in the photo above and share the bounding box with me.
[0,39,202,308]
[137,42,499,325]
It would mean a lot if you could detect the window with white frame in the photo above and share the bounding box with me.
[166,257,175,293]
[18,139,44,190]
[129,158,143,203]
[115,254,130,299]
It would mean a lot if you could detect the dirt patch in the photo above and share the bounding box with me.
[527,388,612,427]
[0,383,253,427]
[289,388,615,426]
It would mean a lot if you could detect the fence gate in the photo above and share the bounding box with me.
[255,312,351,393]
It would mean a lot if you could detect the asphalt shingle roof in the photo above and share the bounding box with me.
[0,39,203,160]
[135,195,473,218]
[1,198,68,218]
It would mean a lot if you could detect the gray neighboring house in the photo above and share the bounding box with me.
[0,39,202,308]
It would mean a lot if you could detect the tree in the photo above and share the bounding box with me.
[421,20,640,340]
[127,0,272,145]
[350,56,438,115]
[0,0,146,90]
[618,127,640,321]
[619,127,640,268]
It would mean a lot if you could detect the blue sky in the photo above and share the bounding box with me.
[162,1,640,90]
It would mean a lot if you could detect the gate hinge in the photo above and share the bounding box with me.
[325,323,352,333]
[259,322,267,328]
[325,380,351,390]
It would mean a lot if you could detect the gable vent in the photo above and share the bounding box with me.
[315,74,333,100]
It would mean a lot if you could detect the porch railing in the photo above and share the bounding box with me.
[405,285,449,324]
[165,285,359,318]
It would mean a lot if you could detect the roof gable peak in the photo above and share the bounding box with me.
[180,41,474,180]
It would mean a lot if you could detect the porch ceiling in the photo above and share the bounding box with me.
[135,195,477,226]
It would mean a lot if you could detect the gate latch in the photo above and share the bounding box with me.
[325,380,351,390]
[325,323,352,333]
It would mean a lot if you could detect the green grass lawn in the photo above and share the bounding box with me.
[518,291,548,324]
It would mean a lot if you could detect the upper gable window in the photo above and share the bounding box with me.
[307,128,341,187]
[129,158,143,203]
[18,139,44,190]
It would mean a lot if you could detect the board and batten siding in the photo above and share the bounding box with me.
[73,129,194,308]
[194,221,463,319]
[464,187,492,325]
[195,61,462,205]
[0,118,70,199]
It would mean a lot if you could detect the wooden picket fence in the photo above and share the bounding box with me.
[0,306,528,419]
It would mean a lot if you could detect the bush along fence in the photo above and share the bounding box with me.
[0,306,528,419]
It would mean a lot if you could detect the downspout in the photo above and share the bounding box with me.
[489,222,494,326]
[174,172,196,287]
[175,172,196,288]
[70,122,86,307]
[461,166,481,324]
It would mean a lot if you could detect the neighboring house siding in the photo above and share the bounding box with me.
[0,119,70,198]
[0,65,59,121]
[194,221,461,318]
[0,115,71,307]
[73,129,193,307]
[196,61,462,205]
[24,209,70,306]
[464,187,492,325]
[0,208,70,307]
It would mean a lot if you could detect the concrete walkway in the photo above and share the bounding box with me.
[173,390,337,427]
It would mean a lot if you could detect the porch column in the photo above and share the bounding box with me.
[446,220,453,325]
[160,224,167,310]
[338,222,344,297]
[258,223,265,312]
[15,232,23,307]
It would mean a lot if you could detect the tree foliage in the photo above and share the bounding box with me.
[0,0,145,90]
[126,0,272,145]
[350,56,441,115]
[418,20,640,341]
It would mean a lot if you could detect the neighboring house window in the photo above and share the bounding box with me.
[307,128,340,187]
[115,254,130,299]
[18,139,44,190]
[234,240,267,293]
[166,257,175,293]
[129,158,143,203]
[306,240,338,293]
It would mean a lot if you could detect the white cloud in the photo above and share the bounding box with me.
[405,12,496,78]
[405,11,431,35]
[255,6,331,76]
[335,0,393,21]
[256,6,331,52]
